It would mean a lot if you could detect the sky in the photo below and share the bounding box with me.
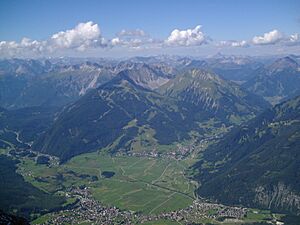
[0,0,299,58]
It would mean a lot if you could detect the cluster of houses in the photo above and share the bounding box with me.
[42,187,248,225]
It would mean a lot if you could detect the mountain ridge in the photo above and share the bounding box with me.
[33,69,268,162]
[193,95,300,214]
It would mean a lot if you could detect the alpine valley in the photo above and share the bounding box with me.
[1,54,300,225]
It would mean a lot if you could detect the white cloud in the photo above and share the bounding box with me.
[0,21,108,57]
[117,29,147,37]
[252,30,300,46]
[1,22,300,57]
[110,37,159,49]
[111,37,122,46]
[165,25,207,46]
[110,30,160,49]
[290,33,299,42]
[252,29,283,45]
[218,40,249,47]
[0,38,46,57]
[50,21,106,51]
[287,33,300,45]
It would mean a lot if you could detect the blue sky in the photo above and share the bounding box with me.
[0,0,299,57]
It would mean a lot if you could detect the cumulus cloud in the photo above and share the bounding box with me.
[1,22,299,57]
[111,37,122,46]
[218,40,249,47]
[0,38,46,57]
[252,30,300,46]
[0,21,107,57]
[111,29,160,49]
[287,33,300,46]
[49,21,106,51]
[165,25,208,46]
[117,29,147,37]
[110,37,160,49]
[252,29,284,45]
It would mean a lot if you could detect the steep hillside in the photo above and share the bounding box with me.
[0,106,58,148]
[0,210,29,225]
[159,69,269,124]
[33,73,192,161]
[193,95,300,214]
[0,155,65,219]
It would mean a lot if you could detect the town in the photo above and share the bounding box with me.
[41,186,248,225]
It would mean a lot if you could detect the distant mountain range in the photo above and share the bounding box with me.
[193,95,300,214]
[1,55,300,108]
[0,60,116,108]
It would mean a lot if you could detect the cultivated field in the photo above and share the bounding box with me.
[17,151,196,215]
[66,152,196,214]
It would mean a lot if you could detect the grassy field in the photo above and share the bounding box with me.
[16,151,195,215]
[66,152,195,214]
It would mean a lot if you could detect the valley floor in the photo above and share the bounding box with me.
[0,148,287,225]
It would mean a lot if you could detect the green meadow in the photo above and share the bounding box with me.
[17,151,196,215]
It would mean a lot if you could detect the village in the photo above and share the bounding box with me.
[42,186,249,225]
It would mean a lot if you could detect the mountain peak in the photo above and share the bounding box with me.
[268,56,299,73]
[114,63,171,90]
[100,70,139,89]
[159,69,268,118]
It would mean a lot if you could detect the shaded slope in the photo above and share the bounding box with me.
[0,155,65,219]
[193,95,300,214]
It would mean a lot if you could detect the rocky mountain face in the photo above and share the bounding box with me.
[193,95,300,214]
[2,56,299,109]
[114,62,173,90]
[32,69,268,162]
[158,69,269,124]
[243,57,300,105]
[0,59,118,108]
[0,59,176,109]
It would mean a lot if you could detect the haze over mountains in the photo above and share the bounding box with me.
[2,54,299,108]
[1,54,300,222]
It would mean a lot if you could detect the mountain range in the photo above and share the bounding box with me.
[1,55,300,108]
[0,55,300,216]
[33,68,268,162]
